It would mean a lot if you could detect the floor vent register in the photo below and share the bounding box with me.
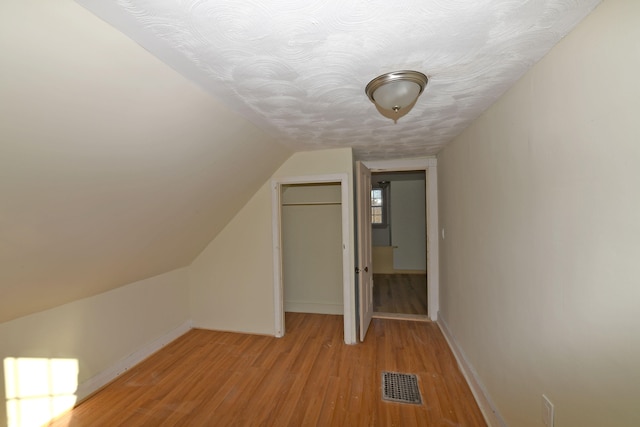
[381,371,422,405]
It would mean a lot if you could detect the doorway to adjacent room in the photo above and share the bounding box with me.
[370,171,427,319]
[356,158,439,341]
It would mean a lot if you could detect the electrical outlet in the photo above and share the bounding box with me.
[542,394,554,427]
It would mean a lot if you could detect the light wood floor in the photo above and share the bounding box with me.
[373,274,428,315]
[50,313,485,426]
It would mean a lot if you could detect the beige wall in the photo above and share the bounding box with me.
[189,148,354,335]
[437,0,640,426]
[282,184,343,314]
[0,268,190,427]
[0,0,290,324]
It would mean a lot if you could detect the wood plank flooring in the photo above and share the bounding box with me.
[49,313,486,427]
[373,274,428,315]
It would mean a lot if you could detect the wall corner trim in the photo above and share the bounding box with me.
[75,319,193,402]
[437,315,507,427]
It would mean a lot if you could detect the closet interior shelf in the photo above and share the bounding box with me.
[282,202,342,206]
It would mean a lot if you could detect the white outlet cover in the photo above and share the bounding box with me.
[542,394,555,427]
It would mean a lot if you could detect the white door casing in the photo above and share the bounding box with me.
[362,158,439,321]
[271,174,356,344]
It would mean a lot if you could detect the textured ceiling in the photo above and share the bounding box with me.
[77,0,600,160]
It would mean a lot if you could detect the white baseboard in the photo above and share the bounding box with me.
[75,320,192,401]
[284,301,343,315]
[437,315,506,427]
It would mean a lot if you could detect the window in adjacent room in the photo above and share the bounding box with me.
[371,187,386,225]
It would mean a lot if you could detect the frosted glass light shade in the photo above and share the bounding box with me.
[372,80,422,111]
[365,70,428,115]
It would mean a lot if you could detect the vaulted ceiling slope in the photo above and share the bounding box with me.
[0,0,291,323]
[77,0,600,160]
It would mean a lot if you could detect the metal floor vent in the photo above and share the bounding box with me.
[381,372,422,405]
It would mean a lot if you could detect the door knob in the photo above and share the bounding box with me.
[364,266,369,272]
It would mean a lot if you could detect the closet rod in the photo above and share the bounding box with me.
[282,202,342,206]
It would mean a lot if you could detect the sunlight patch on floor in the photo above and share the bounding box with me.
[4,357,78,427]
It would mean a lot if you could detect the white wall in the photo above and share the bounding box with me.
[437,0,640,425]
[0,268,190,427]
[391,180,426,271]
[189,148,354,335]
[282,184,343,314]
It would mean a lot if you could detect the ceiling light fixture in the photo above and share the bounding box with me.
[365,70,428,120]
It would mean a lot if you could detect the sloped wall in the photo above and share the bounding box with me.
[0,0,290,323]
[437,0,640,425]
[189,148,354,335]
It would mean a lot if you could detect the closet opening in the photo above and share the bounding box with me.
[271,174,355,344]
[281,183,343,316]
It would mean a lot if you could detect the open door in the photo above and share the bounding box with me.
[356,161,373,341]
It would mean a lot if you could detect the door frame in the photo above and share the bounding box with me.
[362,158,439,321]
[271,173,356,344]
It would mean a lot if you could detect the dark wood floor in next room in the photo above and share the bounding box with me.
[374,273,428,315]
